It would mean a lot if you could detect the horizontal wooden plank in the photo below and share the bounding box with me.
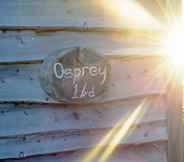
[0,57,167,103]
[0,31,162,63]
[0,0,162,30]
[0,96,166,137]
[4,142,167,162]
[0,121,167,159]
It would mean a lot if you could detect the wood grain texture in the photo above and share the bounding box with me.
[0,121,167,159]
[0,1,171,160]
[0,57,167,103]
[0,59,168,160]
[0,0,162,30]
[0,96,166,137]
[0,31,162,63]
[4,142,167,162]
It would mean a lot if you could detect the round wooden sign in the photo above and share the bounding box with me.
[39,47,111,103]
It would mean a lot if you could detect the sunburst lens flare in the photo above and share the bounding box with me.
[163,0,184,69]
[80,99,148,162]
[98,100,148,162]
[164,25,184,69]
[101,0,161,30]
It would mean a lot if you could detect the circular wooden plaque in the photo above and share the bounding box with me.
[39,47,111,103]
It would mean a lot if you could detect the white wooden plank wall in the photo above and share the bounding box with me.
[0,96,167,159]
[0,0,166,30]
[0,0,169,161]
[0,57,167,103]
[0,31,162,63]
[4,142,167,162]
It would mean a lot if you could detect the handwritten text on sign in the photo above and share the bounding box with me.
[39,47,110,102]
[53,63,107,99]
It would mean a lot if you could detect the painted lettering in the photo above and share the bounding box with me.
[53,63,107,85]
[53,63,64,79]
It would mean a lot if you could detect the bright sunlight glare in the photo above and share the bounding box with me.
[165,25,184,68]
[101,0,160,30]
[80,99,148,162]
[79,1,184,162]
[164,0,184,69]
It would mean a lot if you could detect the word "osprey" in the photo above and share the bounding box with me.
[53,63,107,85]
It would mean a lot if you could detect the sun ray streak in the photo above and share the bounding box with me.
[154,0,171,22]
[80,120,123,162]
[80,99,148,162]
[101,0,161,30]
[97,99,148,162]
[80,110,136,162]
[80,0,184,161]
[166,0,176,21]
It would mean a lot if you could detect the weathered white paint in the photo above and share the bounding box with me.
[0,52,168,160]
[0,0,163,30]
[0,0,171,160]
[4,142,167,162]
[0,121,167,159]
[0,57,167,103]
[0,96,166,137]
[0,31,162,63]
